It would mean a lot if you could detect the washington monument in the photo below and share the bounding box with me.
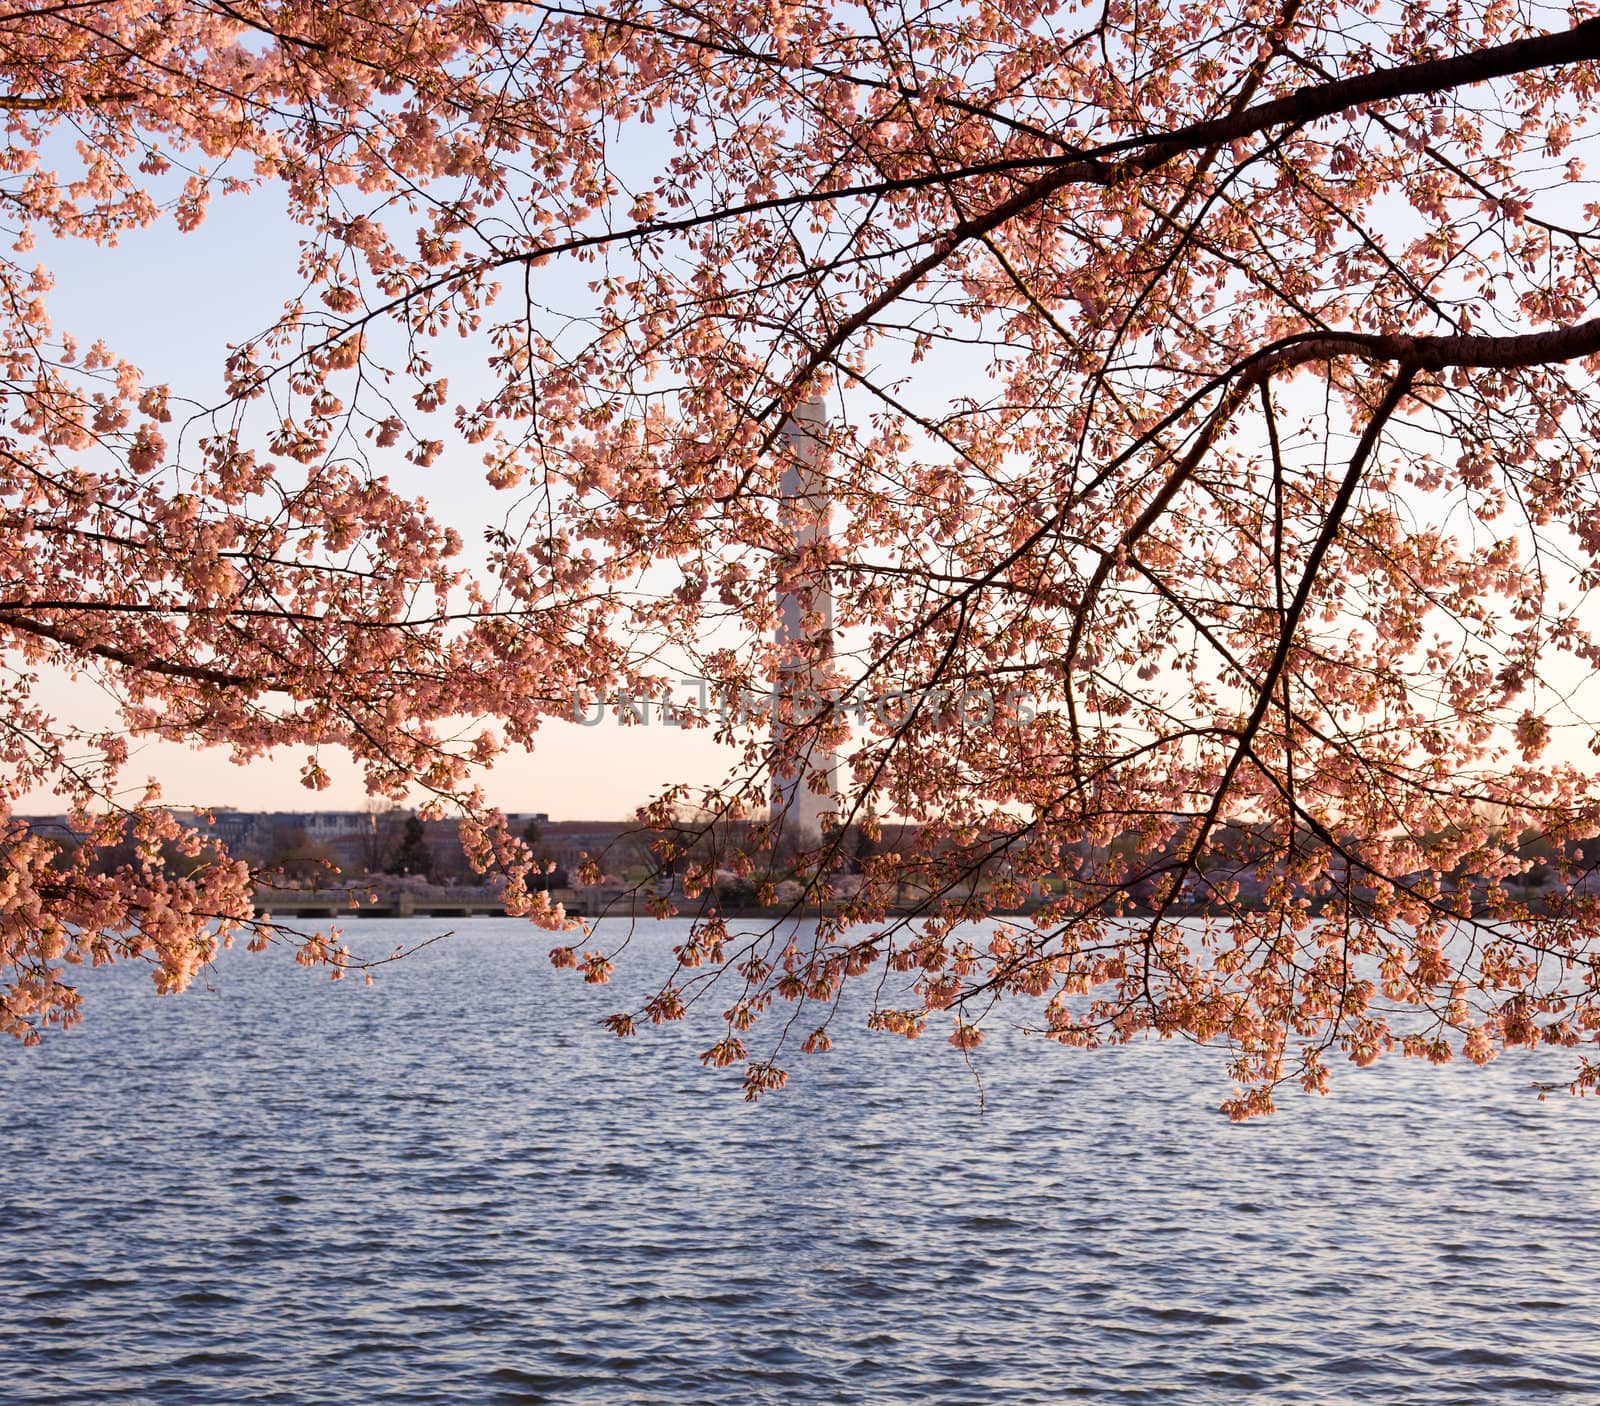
[772,395,839,840]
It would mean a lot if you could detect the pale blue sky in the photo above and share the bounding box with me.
[28,187,746,819]
[20,62,1600,822]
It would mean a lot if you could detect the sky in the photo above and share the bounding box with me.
[27,187,752,820]
[20,52,1600,824]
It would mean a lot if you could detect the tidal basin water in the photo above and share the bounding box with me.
[4,919,1599,1404]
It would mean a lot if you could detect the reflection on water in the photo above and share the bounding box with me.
[3,919,1598,1404]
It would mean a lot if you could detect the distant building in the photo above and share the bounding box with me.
[9,807,558,881]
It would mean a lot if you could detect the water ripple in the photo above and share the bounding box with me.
[3,918,1599,1403]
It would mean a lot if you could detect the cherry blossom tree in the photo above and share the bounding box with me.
[9,0,1600,1114]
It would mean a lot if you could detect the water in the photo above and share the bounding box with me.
[3,918,1598,1404]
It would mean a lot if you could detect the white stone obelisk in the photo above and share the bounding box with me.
[772,395,838,840]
